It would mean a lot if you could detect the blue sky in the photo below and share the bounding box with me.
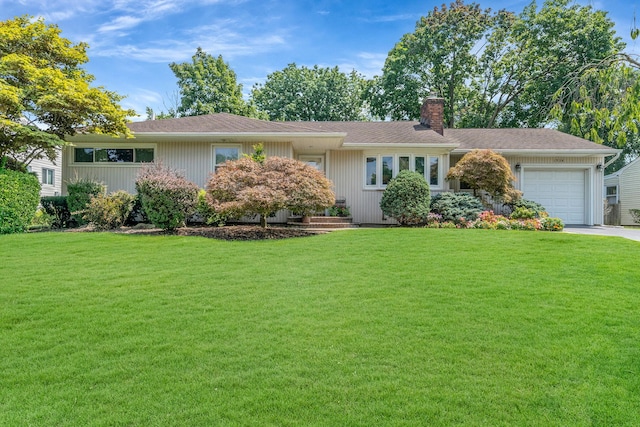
[2,0,639,119]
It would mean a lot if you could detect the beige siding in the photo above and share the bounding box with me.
[329,150,388,224]
[30,150,62,197]
[63,140,295,224]
[619,161,640,225]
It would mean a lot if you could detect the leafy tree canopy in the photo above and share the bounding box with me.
[251,63,367,121]
[0,16,134,165]
[367,0,622,131]
[166,47,262,119]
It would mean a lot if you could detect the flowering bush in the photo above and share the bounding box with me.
[541,217,564,231]
[425,209,564,232]
[136,162,199,231]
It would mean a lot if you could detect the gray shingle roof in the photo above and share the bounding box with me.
[283,121,454,144]
[127,113,616,152]
[446,128,614,152]
[128,113,320,133]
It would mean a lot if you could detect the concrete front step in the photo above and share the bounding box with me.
[287,222,359,229]
[287,216,358,229]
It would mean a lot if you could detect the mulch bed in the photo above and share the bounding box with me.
[87,224,325,241]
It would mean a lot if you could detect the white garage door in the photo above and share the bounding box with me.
[522,169,586,224]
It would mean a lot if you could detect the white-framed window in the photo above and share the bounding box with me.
[42,168,55,185]
[606,185,618,204]
[73,147,155,164]
[364,154,441,189]
[213,144,242,172]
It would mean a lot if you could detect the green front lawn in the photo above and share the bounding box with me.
[1,229,639,425]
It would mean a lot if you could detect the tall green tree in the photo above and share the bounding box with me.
[251,64,367,121]
[0,16,134,166]
[505,0,622,128]
[168,47,259,118]
[367,0,500,124]
[551,59,640,172]
[368,0,622,130]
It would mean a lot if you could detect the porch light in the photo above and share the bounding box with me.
[515,163,521,171]
[596,163,603,171]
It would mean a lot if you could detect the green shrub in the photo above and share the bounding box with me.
[430,192,484,223]
[83,191,135,230]
[136,162,199,231]
[196,189,229,227]
[541,217,564,231]
[508,199,547,218]
[328,205,351,217]
[124,194,148,225]
[41,196,75,228]
[67,178,105,225]
[30,208,52,230]
[510,206,536,220]
[380,170,431,226]
[0,168,40,234]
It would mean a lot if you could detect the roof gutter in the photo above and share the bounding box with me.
[451,148,620,156]
[342,142,459,150]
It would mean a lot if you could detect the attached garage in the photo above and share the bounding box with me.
[522,169,587,225]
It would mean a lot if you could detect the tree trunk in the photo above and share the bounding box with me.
[260,215,268,228]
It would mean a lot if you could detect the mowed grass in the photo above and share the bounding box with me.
[1,229,640,426]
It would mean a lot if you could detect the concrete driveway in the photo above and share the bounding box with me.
[563,225,640,242]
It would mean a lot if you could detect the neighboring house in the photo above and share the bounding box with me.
[63,97,618,225]
[604,157,640,225]
[28,150,62,198]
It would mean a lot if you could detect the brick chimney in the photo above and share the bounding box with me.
[420,95,444,135]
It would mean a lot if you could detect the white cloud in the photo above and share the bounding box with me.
[338,52,387,78]
[362,13,418,23]
[98,15,144,33]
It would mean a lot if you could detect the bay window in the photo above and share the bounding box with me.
[364,154,441,189]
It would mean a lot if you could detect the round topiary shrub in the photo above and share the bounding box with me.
[380,170,431,226]
[430,192,484,223]
[0,168,40,234]
[136,162,199,231]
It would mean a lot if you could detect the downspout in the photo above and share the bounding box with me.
[604,152,621,169]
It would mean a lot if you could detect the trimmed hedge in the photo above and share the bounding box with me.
[0,169,40,234]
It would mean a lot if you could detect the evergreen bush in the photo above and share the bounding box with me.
[380,170,431,225]
[41,196,75,228]
[508,198,547,218]
[430,192,484,223]
[67,178,105,225]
